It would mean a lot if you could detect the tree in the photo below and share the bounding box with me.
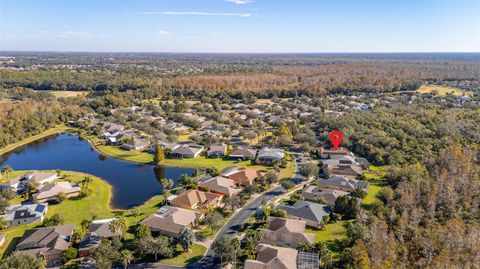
[205,212,224,235]
[131,207,140,219]
[138,236,173,261]
[0,252,46,269]
[178,226,194,252]
[270,208,288,218]
[43,213,65,226]
[314,241,333,269]
[135,224,151,239]
[255,205,270,222]
[351,187,367,199]
[160,178,174,204]
[300,162,319,178]
[179,174,197,189]
[334,196,359,220]
[61,246,78,263]
[211,236,241,265]
[154,144,165,164]
[206,167,220,176]
[109,217,126,239]
[93,240,120,269]
[0,165,13,180]
[223,195,242,210]
[120,249,134,269]
[56,192,67,203]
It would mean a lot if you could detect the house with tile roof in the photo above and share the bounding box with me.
[33,182,81,203]
[198,176,243,197]
[170,189,222,211]
[222,167,264,186]
[140,206,203,238]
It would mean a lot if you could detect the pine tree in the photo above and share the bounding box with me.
[154,144,165,164]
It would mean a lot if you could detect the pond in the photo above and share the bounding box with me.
[0,134,194,209]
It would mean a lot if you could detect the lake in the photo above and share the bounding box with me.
[0,134,194,209]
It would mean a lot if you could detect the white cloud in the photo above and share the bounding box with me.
[142,11,253,17]
[157,30,171,36]
[227,0,253,4]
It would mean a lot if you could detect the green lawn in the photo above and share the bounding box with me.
[177,131,197,143]
[0,125,71,155]
[363,184,383,205]
[162,156,266,171]
[160,244,206,266]
[305,221,348,242]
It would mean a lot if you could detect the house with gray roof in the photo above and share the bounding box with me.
[229,147,257,160]
[302,186,349,205]
[207,143,228,158]
[261,217,315,247]
[0,203,48,227]
[1,171,58,192]
[16,224,74,265]
[170,144,204,158]
[277,201,332,228]
[316,176,369,192]
[257,147,285,165]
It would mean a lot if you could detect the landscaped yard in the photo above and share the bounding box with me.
[305,221,348,242]
[160,243,206,266]
[363,184,383,205]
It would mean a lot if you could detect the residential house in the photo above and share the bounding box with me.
[207,143,228,158]
[0,203,48,227]
[302,186,349,205]
[78,218,122,257]
[261,217,315,247]
[170,144,204,158]
[257,148,285,165]
[228,147,257,160]
[317,147,353,159]
[321,155,360,167]
[277,201,332,228]
[120,138,150,151]
[316,176,369,192]
[33,182,81,203]
[1,171,58,192]
[222,167,264,186]
[140,206,203,238]
[324,164,363,178]
[15,224,74,265]
[244,244,298,269]
[198,176,243,197]
[170,189,222,211]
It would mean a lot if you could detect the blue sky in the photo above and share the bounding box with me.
[1,0,479,52]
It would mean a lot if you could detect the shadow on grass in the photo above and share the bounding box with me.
[2,237,21,258]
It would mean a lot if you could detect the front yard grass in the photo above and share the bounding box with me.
[363,184,383,205]
[160,244,206,266]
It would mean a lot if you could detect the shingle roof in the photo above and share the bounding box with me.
[16,224,74,253]
[198,176,242,196]
[33,182,81,201]
[262,217,315,246]
[244,244,298,269]
[277,201,332,223]
[88,218,121,238]
[140,206,202,235]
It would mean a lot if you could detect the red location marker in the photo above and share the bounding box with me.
[328,130,343,150]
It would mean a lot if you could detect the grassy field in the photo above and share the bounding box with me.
[46,90,89,98]
[160,244,206,266]
[414,85,472,96]
[0,125,70,155]
[177,131,197,142]
[363,184,382,205]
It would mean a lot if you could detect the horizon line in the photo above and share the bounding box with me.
[1,50,480,54]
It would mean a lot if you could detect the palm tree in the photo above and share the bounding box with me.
[160,178,174,205]
[109,217,126,239]
[120,249,134,269]
[1,165,13,180]
[82,176,93,188]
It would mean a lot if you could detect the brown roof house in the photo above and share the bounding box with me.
[302,186,349,205]
[170,144,204,158]
[140,206,203,238]
[198,176,243,197]
[261,217,315,247]
[244,244,298,269]
[221,167,264,186]
[78,218,122,257]
[324,164,362,179]
[317,147,353,159]
[228,147,258,160]
[207,143,228,158]
[170,189,222,211]
[15,224,74,265]
[33,182,81,203]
